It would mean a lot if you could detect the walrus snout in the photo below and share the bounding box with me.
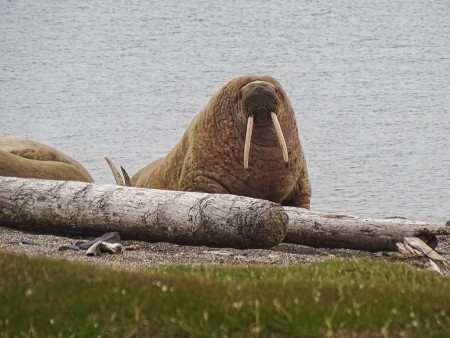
[241,81,279,119]
[241,81,288,170]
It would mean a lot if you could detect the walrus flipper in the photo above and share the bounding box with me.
[282,176,311,209]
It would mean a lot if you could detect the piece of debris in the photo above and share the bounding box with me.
[395,237,450,274]
[428,259,443,275]
[58,232,121,252]
[86,242,123,257]
[76,232,121,250]
[58,245,81,251]
[396,242,422,256]
[404,237,449,268]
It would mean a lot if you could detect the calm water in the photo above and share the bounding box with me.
[1,0,449,222]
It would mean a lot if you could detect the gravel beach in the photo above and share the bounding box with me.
[1,225,449,275]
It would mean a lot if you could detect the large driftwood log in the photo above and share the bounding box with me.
[284,207,449,252]
[0,177,448,251]
[0,177,287,249]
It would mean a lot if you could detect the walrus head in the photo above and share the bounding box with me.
[237,80,289,169]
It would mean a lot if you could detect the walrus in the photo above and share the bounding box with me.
[0,136,94,183]
[107,75,311,208]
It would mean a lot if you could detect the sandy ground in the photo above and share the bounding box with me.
[1,225,449,275]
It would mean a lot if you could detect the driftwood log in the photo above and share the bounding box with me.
[0,177,287,249]
[0,177,448,251]
[284,207,449,252]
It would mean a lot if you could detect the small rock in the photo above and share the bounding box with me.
[58,245,81,251]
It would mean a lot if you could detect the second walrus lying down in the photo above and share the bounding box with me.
[107,75,311,208]
[0,136,93,183]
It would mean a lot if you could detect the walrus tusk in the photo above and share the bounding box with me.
[104,155,125,186]
[243,115,254,169]
[120,166,132,187]
[271,112,289,163]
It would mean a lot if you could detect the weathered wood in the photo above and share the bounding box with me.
[284,207,449,252]
[1,177,448,252]
[396,237,450,274]
[402,237,449,267]
[0,177,288,249]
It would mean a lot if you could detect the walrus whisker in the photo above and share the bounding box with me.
[271,112,289,163]
[243,114,254,169]
[104,155,125,186]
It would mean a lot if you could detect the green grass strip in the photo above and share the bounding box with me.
[0,251,449,337]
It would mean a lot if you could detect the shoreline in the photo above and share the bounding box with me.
[1,225,449,276]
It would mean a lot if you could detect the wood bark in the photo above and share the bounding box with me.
[284,207,449,252]
[0,177,287,249]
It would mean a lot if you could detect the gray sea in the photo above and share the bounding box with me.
[1,0,449,222]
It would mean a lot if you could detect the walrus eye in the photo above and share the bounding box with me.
[275,88,285,101]
[235,91,242,106]
[243,114,254,169]
[271,112,289,164]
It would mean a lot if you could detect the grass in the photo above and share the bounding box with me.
[0,251,449,337]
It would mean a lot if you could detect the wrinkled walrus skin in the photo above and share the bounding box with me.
[0,136,94,183]
[132,75,311,208]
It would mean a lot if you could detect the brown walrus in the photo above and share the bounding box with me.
[0,136,94,183]
[107,75,311,208]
